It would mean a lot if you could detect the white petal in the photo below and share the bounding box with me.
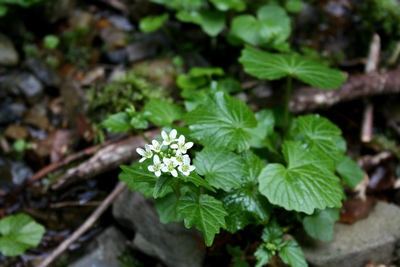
[136,148,145,156]
[144,144,152,151]
[155,171,162,177]
[161,131,168,140]
[189,166,196,172]
[178,135,185,144]
[171,169,178,177]
[170,144,178,149]
[153,155,160,164]
[185,142,194,149]
[163,157,170,164]
[139,157,146,163]
[161,166,169,172]
[170,129,177,139]
[148,166,155,172]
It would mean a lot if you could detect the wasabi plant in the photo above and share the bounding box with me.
[102,1,367,266]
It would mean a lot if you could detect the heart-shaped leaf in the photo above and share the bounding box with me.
[258,141,343,214]
[194,147,245,191]
[177,193,228,246]
[184,91,257,152]
[0,214,45,256]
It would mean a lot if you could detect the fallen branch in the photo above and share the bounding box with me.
[290,68,400,113]
[37,181,126,267]
[51,129,159,190]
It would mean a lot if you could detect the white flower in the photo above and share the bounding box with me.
[174,150,184,166]
[170,135,193,154]
[148,155,164,177]
[161,129,177,145]
[178,155,196,176]
[149,140,162,152]
[161,157,178,177]
[136,144,153,162]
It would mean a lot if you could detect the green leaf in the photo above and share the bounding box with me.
[198,10,226,36]
[185,91,257,152]
[257,5,291,46]
[177,73,208,90]
[216,77,242,93]
[210,0,246,11]
[0,5,8,17]
[227,245,251,267]
[279,240,308,267]
[153,175,173,198]
[177,193,228,246]
[130,113,148,129]
[247,109,275,148]
[336,155,364,188]
[139,13,169,33]
[179,171,216,192]
[144,99,185,126]
[0,214,45,256]
[101,112,131,133]
[296,114,343,161]
[254,245,274,267]
[302,208,339,242]
[176,10,202,24]
[239,45,347,89]
[285,0,304,13]
[220,185,272,233]
[258,141,343,214]
[120,164,158,197]
[189,67,224,77]
[44,34,59,50]
[194,147,245,191]
[119,171,153,197]
[231,5,290,49]
[261,219,283,243]
[155,192,184,223]
[231,15,261,46]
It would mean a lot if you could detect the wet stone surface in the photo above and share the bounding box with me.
[302,201,400,267]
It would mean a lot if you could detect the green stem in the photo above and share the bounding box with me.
[138,130,151,144]
[172,178,181,199]
[283,75,292,136]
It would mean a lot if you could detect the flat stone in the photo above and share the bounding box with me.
[113,189,205,267]
[302,201,400,267]
[0,33,19,66]
[4,125,29,140]
[69,226,127,267]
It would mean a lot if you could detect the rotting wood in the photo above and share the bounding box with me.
[289,68,400,113]
[51,129,159,190]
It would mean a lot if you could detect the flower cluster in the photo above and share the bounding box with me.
[136,129,196,177]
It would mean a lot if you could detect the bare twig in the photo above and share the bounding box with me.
[290,69,400,113]
[365,33,380,74]
[51,129,159,190]
[37,181,126,267]
[361,101,374,143]
[360,34,380,143]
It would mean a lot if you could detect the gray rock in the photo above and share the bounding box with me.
[302,201,400,267]
[69,226,127,267]
[2,73,44,105]
[0,33,19,66]
[113,188,206,267]
[126,42,157,63]
[0,103,20,124]
[24,58,60,88]
[17,73,44,105]
[104,49,128,65]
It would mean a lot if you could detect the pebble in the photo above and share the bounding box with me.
[0,33,19,66]
[4,125,29,140]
